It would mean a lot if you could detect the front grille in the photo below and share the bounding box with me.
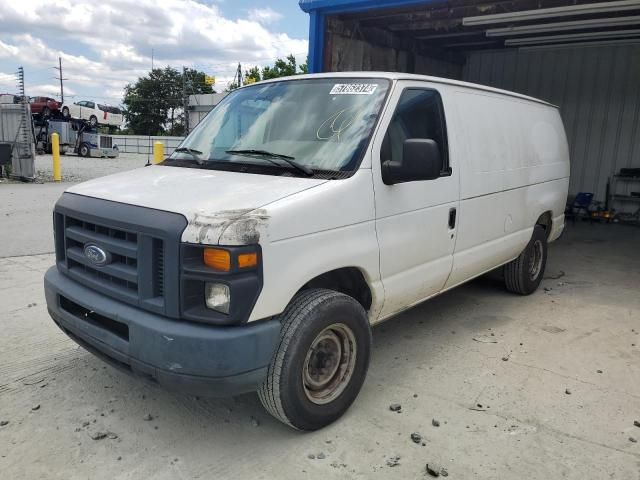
[99,136,112,148]
[58,214,165,307]
[54,193,187,318]
[153,238,164,297]
[63,216,144,297]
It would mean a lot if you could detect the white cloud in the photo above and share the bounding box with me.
[29,84,76,97]
[0,39,19,58]
[0,0,307,102]
[0,72,16,91]
[248,7,283,24]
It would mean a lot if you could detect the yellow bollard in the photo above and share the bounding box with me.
[51,133,61,182]
[153,141,164,164]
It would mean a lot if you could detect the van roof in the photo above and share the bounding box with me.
[254,71,557,108]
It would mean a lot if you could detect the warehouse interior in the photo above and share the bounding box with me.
[300,0,640,215]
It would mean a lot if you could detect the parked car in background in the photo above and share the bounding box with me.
[29,96,61,117]
[61,100,123,128]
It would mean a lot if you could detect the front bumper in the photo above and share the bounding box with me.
[44,267,281,396]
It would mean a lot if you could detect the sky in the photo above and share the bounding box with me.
[0,0,310,105]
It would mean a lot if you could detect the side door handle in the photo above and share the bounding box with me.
[448,207,457,229]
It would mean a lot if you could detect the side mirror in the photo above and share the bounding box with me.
[382,138,442,185]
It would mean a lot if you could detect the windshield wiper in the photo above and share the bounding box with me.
[226,149,314,176]
[173,147,204,164]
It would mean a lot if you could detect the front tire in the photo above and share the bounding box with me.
[504,225,547,295]
[258,289,372,431]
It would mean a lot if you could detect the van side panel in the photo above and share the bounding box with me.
[445,89,569,289]
[446,177,569,288]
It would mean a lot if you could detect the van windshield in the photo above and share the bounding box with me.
[165,78,390,176]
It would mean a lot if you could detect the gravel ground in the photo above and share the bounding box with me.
[34,152,152,183]
[1,223,639,479]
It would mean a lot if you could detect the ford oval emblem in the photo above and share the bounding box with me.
[83,244,111,267]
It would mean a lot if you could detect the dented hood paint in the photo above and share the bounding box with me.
[67,165,328,245]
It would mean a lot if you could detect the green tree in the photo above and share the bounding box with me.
[228,55,308,91]
[244,66,262,84]
[123,66,214,135]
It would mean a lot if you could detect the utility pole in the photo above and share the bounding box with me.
[53,57,67,103]
[237,62,243,88]
[151,48,154,71]
[182,66,189,135]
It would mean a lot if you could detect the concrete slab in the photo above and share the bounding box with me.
[0,183,69,257]
[0,223,639,479]
[0,152,148,257]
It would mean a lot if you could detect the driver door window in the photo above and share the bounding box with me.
[380,89,449,177]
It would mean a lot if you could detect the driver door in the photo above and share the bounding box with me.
[372,82,460,319]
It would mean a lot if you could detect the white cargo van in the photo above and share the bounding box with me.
[45,73,569,430]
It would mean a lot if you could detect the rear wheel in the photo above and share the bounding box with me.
[504,225,547,295]
[258,289,371,431]
[79,142,90,157]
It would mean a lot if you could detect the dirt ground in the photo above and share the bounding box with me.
[1,173,639,479]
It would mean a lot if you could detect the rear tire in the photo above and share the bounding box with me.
[79,143,90,157]
[504,225,547,295]
[258,289,371,431]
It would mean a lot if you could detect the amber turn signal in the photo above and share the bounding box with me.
[203,248,231,272]
[238,252,258,269]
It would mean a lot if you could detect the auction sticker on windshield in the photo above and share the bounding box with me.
[330,84,378,95]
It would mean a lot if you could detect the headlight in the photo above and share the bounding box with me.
[205,282,230,314]
[181,244,262,325]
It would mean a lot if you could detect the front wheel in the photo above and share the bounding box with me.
[258,289,371,430]
[504,225,548,295]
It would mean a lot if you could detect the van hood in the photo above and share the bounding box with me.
[67,165,328,245]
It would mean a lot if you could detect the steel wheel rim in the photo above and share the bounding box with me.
[528,239,544,280]
[302,323,357,405]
